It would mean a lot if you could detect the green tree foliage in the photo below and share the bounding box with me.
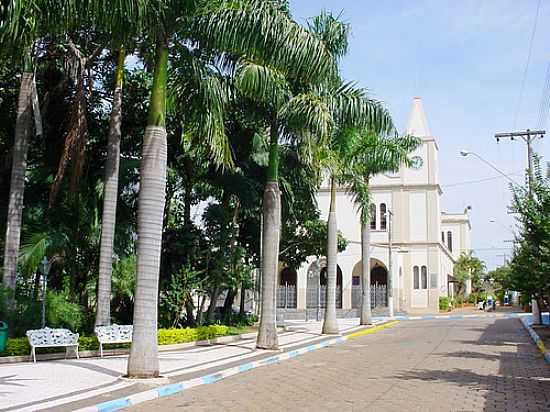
[453,251,486,295]
[509,156,550,308]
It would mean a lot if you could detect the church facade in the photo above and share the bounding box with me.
[278,97,472,315]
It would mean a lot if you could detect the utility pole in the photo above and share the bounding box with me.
[495,129,545,322]
[387,209,394,318]
[494,129,545,196]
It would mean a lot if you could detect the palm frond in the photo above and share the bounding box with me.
[235,60,290,110]
[279,92,332,144]
[171,47,234,167]
[307,10,350,62]
[192,0,337,84]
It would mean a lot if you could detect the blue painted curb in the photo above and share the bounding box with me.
[75,313,529,412]
[520,315,550,365]
[75,322,398,412]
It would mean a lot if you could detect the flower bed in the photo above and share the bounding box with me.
[2,325,248,357]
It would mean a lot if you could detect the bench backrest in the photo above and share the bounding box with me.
[95,324,133,342]
[26,327,79,346]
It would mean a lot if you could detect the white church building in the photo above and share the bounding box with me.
[277,97,472,315]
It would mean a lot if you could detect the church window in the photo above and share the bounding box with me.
[447,231,453,252]
[421,266,428,289]
[413,266,420,289]
[370,204,376,229]
[380,203,387,230]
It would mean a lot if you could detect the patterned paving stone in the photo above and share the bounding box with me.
[129,317,550,411]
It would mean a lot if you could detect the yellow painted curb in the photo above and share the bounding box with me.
[345,320,400,340]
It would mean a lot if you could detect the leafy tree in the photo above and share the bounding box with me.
[453,251,486,295]
[509,157,550,321]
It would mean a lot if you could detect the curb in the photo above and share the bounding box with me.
[520,316,550,365]
[75,321,400,412]
[389,312,529,322]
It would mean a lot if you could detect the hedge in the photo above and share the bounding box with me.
[2,325,245,357]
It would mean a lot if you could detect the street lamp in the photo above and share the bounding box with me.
[459,150,521,186]
[40,256,51,328]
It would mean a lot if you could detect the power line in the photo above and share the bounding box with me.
[513,0,542,129]
[536,60,550,129]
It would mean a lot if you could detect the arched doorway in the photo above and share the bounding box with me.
[306,259,342,309]
[351,259,388,309]
[277,267,297,308]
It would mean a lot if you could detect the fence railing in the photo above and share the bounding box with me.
[351,284,387,308]
[306,286,342,309]
[277,285,297,309]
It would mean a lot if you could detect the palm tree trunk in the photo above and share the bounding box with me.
[322,176,339,334]
[256,123,280,350]
[2,71,34,295]
[360,221,373,324]
[96,47,125,327]
[127,43,168,379]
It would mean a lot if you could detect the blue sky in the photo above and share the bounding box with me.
[290,0,550,270]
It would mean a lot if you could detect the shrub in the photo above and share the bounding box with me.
[47,291,85,331]
[439,296,450,311]
[2,324,243,357]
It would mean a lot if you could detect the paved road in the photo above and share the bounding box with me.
[130,318,550,412]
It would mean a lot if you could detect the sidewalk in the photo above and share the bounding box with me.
[1,318,369,412]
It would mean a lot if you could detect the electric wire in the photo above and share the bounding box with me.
[536,60,550,129]
[513,0,542,129]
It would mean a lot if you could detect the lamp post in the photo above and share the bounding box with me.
[39,256,51,328]
[385,209,394,318]
[459,150,520,186]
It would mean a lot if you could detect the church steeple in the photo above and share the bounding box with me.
[406,97,431,138]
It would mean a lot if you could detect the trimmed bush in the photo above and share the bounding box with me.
[2,324,244,357]
[439,296,450,311]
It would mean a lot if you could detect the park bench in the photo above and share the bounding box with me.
[26,327,79,363]
[94,324,133,357]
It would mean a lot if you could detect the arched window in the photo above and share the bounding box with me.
[447,231,453,252]
[370,203,377,229]
[421,266,428,289]
[380,203,387,231]
[413,266,420,289]
[441,231,445,243]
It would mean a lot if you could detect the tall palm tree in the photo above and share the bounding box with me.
[0,0,70,295]
[348,131,420,324]
[236,57,342,348]
[127,0,336,377]
[94,0,152,327]
[95,47,126,327]
[306,13,394,335]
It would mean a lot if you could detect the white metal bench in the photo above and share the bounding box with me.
[26,327,79,363]
[94,324,133,357]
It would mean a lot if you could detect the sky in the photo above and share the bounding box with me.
[290,0,550,270]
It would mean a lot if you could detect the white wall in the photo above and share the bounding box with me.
[409,191,427,241]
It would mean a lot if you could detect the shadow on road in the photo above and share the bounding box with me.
[393,319,550,410]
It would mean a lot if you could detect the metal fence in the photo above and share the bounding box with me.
[306,286,342,309]
[351,284,387,308]
[277,285,297,308]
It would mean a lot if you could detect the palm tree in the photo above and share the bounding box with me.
[306,13,393,335]
[94,0,152,327]
[0,0,71,296]
[348,131,420,324]
[236,57,341,348]
[95,47,126,327]
[127,0,337,377]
